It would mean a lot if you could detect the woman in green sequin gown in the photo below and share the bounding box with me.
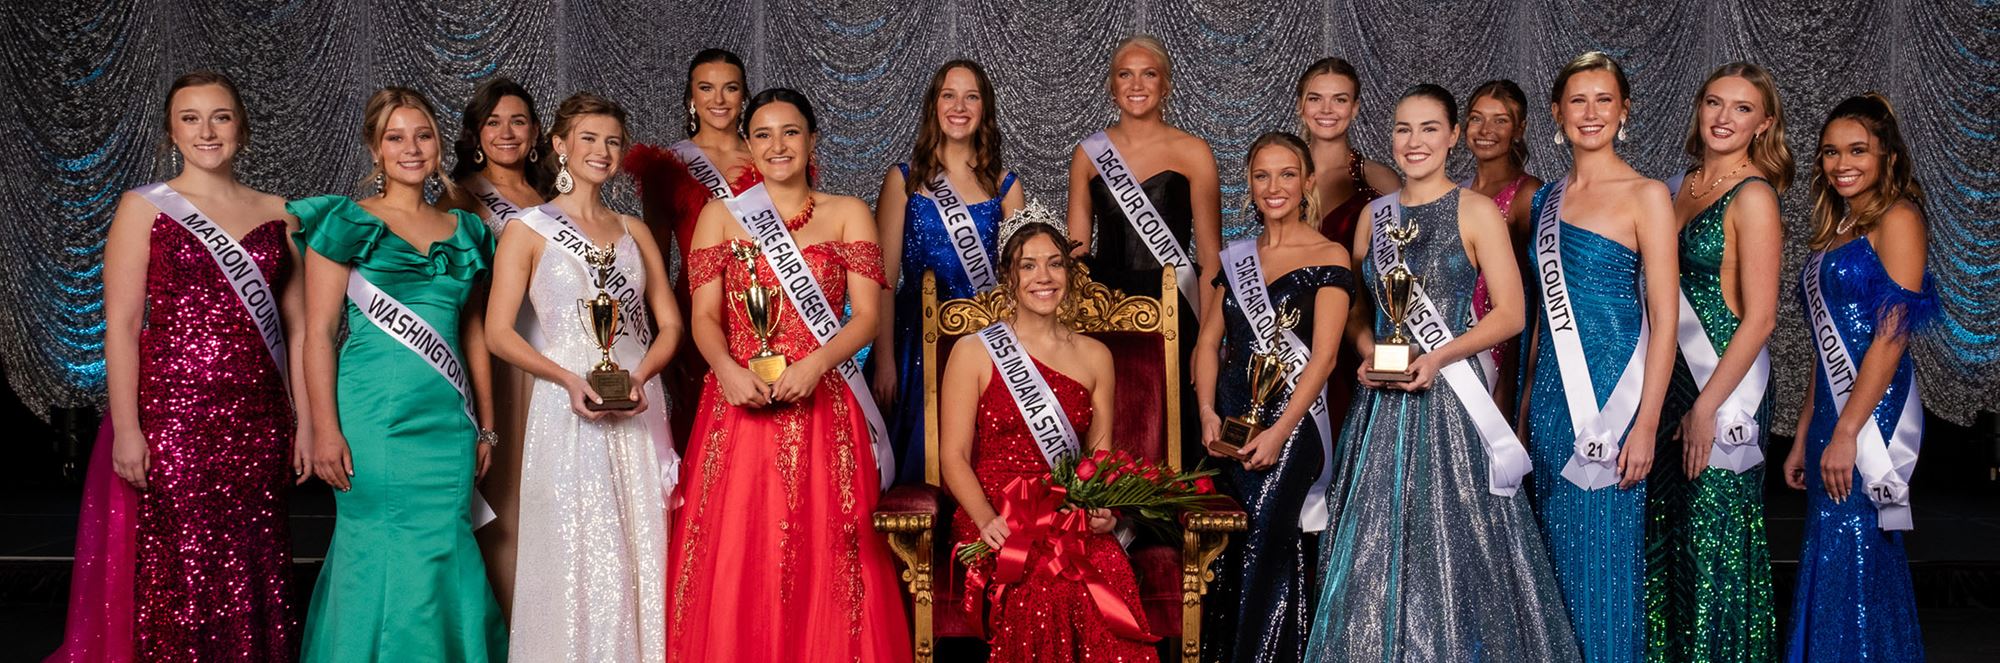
[1644,63,1792,663]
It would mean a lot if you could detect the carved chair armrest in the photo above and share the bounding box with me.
[1177,498,1247,663]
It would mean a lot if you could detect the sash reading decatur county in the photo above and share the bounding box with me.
[1220,238,1337,528]
[135,182,289,387]
[1079,131,1200,314]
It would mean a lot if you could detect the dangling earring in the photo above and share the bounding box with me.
[374,170,385,195]
[686,102,700,137]
[473,148,485,165]
[169,147,182,172]
[555,154,575,194]
[1617,124,1629,142]
[1553,130,1565,146]
[527,147,540,164]
[424,171,442,200]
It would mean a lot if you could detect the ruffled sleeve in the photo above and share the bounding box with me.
[686,244,734,289]
[289,195,384,264]
[1868,271,1939,339]
[825,240,888,288]
[454,208,495,279]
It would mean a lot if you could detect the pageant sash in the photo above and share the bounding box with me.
[926,171,1000,292]
[463,176,526,230]
[347,271,495,526]
[668,139,732,200]
[135,183,289,386]
[975,322,1081,467]
[1079,131,1199,311]
[517,204,655,347]
[1220,239,1337,528]
[1534,179,1652,490]
[1804,251,1922,530]
[1452,178,1503,391]
[1367,194,1532,496]
[724,183,895,490]
[1677,291,1770,473]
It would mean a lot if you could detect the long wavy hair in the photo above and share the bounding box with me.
[1808,92,1922,250]
[449,77,546,190]
[907,60,1004,199]
[1466,79,1531,169]
[359,86,453,198]
[997,221,1081,327]
[1682,62,1794,194]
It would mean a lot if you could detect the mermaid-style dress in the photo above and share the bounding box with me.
[951,358,1156,662]
[291,196,506,662]
[1201,262,1352,663]
[1087,170,1201,468]
[1643,179,1776,662]
[1307,190,1579,662]
[1785,236,1934,662]
[1524,183,1647,663]
[886,164,1015,485]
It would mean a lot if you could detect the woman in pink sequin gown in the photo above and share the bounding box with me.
[1459,80,1543,416]
[939,223,1156,662]
[51,71,307,661]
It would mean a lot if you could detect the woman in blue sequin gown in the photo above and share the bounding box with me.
[1308,86,1578,662]
[1781,93,1934,663]
[1521,53,1680,663]
[873,60,1023,485]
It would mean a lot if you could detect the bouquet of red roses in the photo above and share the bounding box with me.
[956,448,1223,565]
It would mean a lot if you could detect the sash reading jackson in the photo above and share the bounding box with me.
[517,203,655,347]
[1367,194,1532,496]
[1079,131,1199,312]
[723,183,896,491]
[463,176,526,230]
[1804,250,1921,530]
[135,182,289,387]
[975,322,1081,468]
[1220,239,1338,528]
[1534,178,1652,490]
[925,170,1000,292]
[669,139,733,200]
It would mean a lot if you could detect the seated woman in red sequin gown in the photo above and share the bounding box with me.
[938,222,1158,663]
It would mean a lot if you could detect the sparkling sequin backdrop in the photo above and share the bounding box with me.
[3,0,1995,428]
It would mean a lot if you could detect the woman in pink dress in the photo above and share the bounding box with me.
[50,70,307,661]
[1459,79,1542,415]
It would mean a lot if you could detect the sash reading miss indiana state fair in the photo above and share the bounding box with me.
[1220,239,1338,527]
[924,170,1000,292]
[1664,174,1771,474]
[669,140,733,200]
[975,322,1081,468]
[1804,250,1922,530]
[1079,131,1199,313]
[1534,178,1652,490]
[134,182,289,387]
[723,183,895,491]
[1367,194,1532,496]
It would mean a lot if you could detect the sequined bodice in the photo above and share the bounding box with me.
[1361,189,1478,340]
[688,239,885,364]
[527,228,647,360]
[897,164,1013,296]
[1215,264,1355,422]
[1679,178,1761,347]
[141,216,291,374]
[972,357,1094,478]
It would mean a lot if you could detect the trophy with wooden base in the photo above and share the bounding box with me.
[1367,218,1423,383]
[578,244,637,411]
[1217,307,1301,460]
[731,243,788,384]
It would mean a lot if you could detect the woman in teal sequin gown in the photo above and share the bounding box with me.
[1782,93,1933,663]
[1644,63,1791,663]
[295,88,505,661]
[1521,54,1680,663]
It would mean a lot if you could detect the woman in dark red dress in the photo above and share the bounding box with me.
[939,222,1155,662]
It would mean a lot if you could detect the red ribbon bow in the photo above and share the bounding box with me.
[957,476,1156,643]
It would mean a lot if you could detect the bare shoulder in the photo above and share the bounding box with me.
[819,193,872,218]
[1874,200,1928,288]
[1362,160,1401,192]
[948,334,995,373]
[1074,333,1115,379]
[1876,200,1928,243]
[115,190,159,220]
[1459,187,1503,217]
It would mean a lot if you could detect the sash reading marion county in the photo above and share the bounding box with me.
[1079,131,1199,314]
[1366,194,1531,496]
[723,183,896,491]
[1533,179,1651,491]
[1804,250,1922,530]
[135,182,289,386]
[975,322,1081,467]
[1219,239,1336,528]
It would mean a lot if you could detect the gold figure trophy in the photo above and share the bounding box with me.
[1216,306,1302,460]
[731,243,788,384]
[1366,216,1423,383]
[578,243,638,410]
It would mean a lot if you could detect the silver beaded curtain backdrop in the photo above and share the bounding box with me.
[5,0,1996,427]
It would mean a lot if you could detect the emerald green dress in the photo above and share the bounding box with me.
[1643,179,1777,662]
[289,195,506,662]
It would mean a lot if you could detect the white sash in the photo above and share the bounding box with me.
[1534,179,1652,490]
[463,176,526,232]
[722,183,895,491]
[1804,250,1922,530]
[1453,177,1504,392]
[1662,173,1768,472]
[517,204,655,347]
[1367,194,1532,496]
[669,139,732,200]
[1219,239,1337,528]
[1079,131,1199,312]
[346,270,496,526]
[975,322,1081,467]
[136,183,289,386]
[923,170,1000,292]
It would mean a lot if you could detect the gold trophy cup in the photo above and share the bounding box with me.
[577,246,637,410]
[1217,307,1301,459]
[731,243,789,384]
[1367,219,1423,382]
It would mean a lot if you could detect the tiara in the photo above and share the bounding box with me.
[997,197,1065,250]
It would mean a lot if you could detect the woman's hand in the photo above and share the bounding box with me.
[1821,425,1859,503]
[1679,401,1717,479]
[1617,428,1656,490]
[1783,430,1808,490]
[563,374,610,421]
[1087,508,1117,535]
[112,428,149,490]
[1239,425,1288,471]
[475,439,494,480]
[313,431,354,492]
[717,362,775,408]
[871,358,897,407]
[1393,353,1440,392]
[1199,408,1227,458]
[602,385,648,420]
[771,356,830,404]
[292,423,314,486]
[979,515,1011,550]
[1355,351,1389,391]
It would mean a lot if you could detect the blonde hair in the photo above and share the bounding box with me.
[1245,131,1319,230]
[1105,35,1172,99]
[1807,92,1923,249]
[359,86,453,197]
[1683,62,1795,193]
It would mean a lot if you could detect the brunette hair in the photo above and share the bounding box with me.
[742,88,818,135]
[359,86,452,196]
[1244,131,1319,228]
[907,60,1004,198]
[1682,62,1795,194]
[449,77,547,188]
[683,48,747,138]
[1549,50,1631,105]
[1466,79,1531,168]
[1807,93,1922,249]
[163,70,249,143]
[536,91,631,198]
[998,221,1079,317]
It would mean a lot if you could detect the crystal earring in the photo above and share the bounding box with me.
[1617,125,1629,142]
[686,102,700,137]
[374,171,385,194]
[555,154,575,194]
[424,172,442,200]
[169,148,182,172]
[1553,131,1565,146]
[528,147,540,164]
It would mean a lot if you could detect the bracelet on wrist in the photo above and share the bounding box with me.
[477,429,500,447]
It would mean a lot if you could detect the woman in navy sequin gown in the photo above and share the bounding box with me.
[1781,93,1934,663]
[1520,53,1680,663]
[60,71,307,661]
[1195,133,1352,663]
[873,59,1023,485]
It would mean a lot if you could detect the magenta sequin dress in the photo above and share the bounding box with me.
[134,213,298,658]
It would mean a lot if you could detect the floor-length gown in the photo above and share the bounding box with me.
[291,196,505,662]
[1643,179,1776,662]
[45,419,138,663]
[1524,183,1647,663]
[53,203,298,660]
[886,164,1014,485]
[666,229,910,663]
[1467,173,1531,376]
[1785,236,1933,662]
[1201,261,1352,663]
[508,215,675,661]
[1307,189,1579,662]
[1086,170,1200,469]
[951,358,1156,663]
[1314,150,1383,438]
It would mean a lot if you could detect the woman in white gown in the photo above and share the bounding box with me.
[484,92,683,660]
